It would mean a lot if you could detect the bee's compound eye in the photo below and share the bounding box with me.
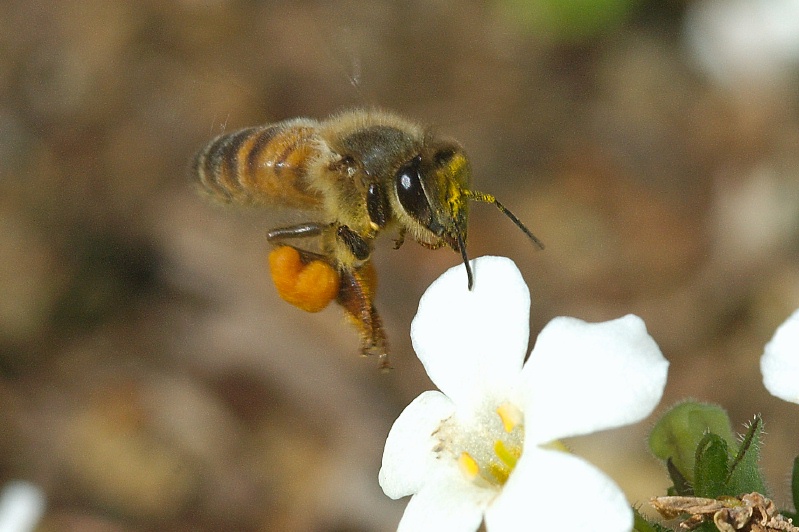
[434,148,455,167]
[395,156,432,226]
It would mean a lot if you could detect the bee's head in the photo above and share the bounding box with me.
[394,140,473,287]
[393,139,544,291]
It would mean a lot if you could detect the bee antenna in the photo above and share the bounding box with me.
[465,190,544,250]
[456,231,473,290]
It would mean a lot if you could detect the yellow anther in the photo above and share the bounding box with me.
[458,452,480,480]
[494,440,520,470]
[488,461,512,485]
[496,403,523,433]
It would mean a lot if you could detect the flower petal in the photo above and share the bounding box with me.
[0,481,46,532]
[397,479,489,532]
[379,391,456,499]
[761,308,799,403]
[485,448,632,532]
[411,256,530,407]
[521,314,668,444]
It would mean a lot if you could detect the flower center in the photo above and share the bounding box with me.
[437,401,524,489]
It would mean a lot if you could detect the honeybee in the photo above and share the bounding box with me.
[192,110,542,370]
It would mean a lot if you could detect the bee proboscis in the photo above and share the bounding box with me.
[192,109,543,370]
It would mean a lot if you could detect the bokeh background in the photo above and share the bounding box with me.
[2,0,799,530]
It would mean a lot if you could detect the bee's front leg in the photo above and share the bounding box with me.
[416,240,447,250]
[393,228,406,250]
[337,262,390,371]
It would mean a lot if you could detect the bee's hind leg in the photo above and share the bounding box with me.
[268,245,340,313]
[337,263,390,371]
[267,222,388,370]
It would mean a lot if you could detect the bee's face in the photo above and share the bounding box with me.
[394,140,471,252]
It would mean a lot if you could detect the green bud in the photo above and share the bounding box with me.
[649,401,736,484]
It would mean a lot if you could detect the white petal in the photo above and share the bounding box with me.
[379,391,456,499]
[397,478,489,532]
[485,448,632,532]
[521,314,668,444]
[761,308,799,403]
[411,256,530,407]
[0,481,46,532]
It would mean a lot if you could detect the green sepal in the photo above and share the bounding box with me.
[649,401,736,483]
[632,507,669,532]
[788,455,799,520]
[666,458,692,496]
[725,415,766,495]
[693,433,729,498]
[793,455,799,511]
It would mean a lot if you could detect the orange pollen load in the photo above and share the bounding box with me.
[268,246,341,313]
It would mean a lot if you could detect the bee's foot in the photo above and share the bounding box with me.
[378,352,392,372]
[359,342,391,371]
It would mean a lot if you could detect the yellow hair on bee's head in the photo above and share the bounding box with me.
[430,151,470,228]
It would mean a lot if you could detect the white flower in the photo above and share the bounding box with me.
[0,481,46,532]
[379,256,669,532]
[761,308,799,403]
[684,0,799,90]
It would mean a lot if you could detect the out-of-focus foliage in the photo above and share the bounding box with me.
[499,0,640,41]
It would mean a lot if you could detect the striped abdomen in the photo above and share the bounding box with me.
[192,121,324,208]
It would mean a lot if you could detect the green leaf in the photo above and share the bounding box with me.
[649,401,736,483]
[693,433,729,498]
[725,415,766,495]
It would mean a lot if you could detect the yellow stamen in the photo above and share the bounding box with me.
[494,440,520,469]
[458,452,480,480]
[488,461,512,485]
[496,403,523,433]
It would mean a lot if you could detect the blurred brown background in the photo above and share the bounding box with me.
[1,0,799,530]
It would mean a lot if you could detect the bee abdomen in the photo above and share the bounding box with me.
[192,122,323,207]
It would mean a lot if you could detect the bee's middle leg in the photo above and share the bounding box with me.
[269,222,372,262]
[267,222,326,242]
